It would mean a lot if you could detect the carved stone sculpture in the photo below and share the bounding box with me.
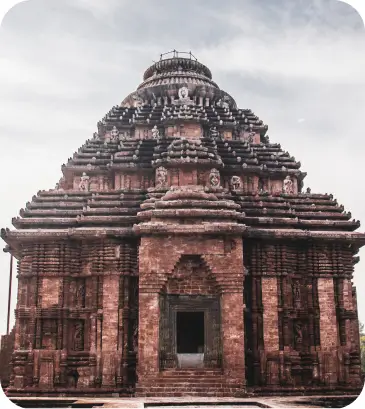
[173,86,194,105]
[152,125,160,139]
[75,282,85,308]
[293,280,301,308]
[156,166,168,188]
[110,126,119,141]
[209,168,220,188]
[73,322,84,351]
[294,322,303,345]
[79,172,90,191]
[209,126,219,139]
[283,176,294,194]
[216,97,230,108]
[230,176,242,191]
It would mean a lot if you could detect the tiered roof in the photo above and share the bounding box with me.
[97,104,267,136]
[2,52,364,253]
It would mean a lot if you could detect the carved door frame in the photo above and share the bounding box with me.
[159,294,221,370]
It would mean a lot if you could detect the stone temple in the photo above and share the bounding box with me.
[1,51,364,398]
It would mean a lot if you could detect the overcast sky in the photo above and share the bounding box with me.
[0,0,364,335]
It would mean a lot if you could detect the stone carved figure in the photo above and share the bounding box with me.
[294,322,303,345]
[230,176,242,191]
[216,97,230,109]
[173,86,193,105]
[156,166,168,188]
[283,176,294,194]
[79,172,90,191]
[184,258,197,276]
[293,280,301,308]
[244,132,255,143]
[152,125,160,139]
[73,322,84,351]
[179,87,188,99]
[110,126,119,141]
[75,282,85,308]
[209,126,219,139]
[209,168,221,188]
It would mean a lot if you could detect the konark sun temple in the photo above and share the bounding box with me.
[1,51,364,398]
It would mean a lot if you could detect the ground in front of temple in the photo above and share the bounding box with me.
[6,394,360,408]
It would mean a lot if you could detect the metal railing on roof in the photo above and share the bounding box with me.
[158,50,198,62]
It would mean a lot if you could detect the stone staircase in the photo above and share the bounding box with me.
[135,369,245,397]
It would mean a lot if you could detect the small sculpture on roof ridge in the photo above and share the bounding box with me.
[152,125,160,139]
[230,176,242,192]
[173,86,194,106]
[209,168,221,188]
[156,166,168,188]
[283,175,294,194]
[79,172,90,192]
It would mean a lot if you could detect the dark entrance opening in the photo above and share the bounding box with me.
[176,311,204,353]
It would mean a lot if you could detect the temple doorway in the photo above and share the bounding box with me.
[176,311,204,353]
[159,295,222,370]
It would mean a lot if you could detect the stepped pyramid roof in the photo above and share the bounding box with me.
[2,51,364,256]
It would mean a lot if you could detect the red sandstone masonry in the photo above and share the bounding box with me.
[1,53,364,398]
[262,278,279,352]
[318,278,338,351]
[137,234,245,395]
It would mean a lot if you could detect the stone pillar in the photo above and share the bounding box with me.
[221,290,245,383]
[262,277,280,386]
[343,278,355,347]
[317,277,339,386]
[101,274,119,387]
[137,291,160,378]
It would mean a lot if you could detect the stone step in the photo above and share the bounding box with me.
[159,373,224,378]
[136,386,243,392]
[160,370,223,375]
[141,382,227,389]
[139,379,232,385]
[151,376,226,383]
[140,378,238,383]
[159,374,224,377]
[136,391,244,397]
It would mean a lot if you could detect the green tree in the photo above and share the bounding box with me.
[360,322,365,374]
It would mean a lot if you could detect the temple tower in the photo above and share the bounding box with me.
[1,50,364,397]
